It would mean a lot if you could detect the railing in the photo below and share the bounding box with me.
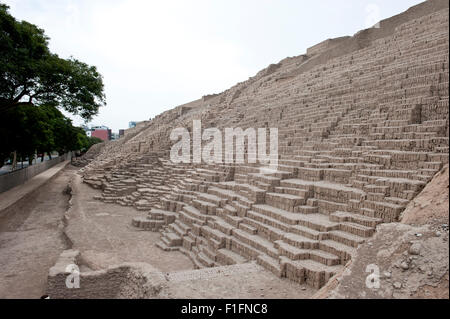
[0,152,72,194]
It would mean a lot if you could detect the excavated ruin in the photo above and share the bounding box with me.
[48,0,449,297]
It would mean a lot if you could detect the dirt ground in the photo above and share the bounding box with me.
[158,262,315,299]
[65,169,194,272]
[0,167,72,299]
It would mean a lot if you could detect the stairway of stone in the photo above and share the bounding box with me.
[153,161,385,288]
[151,8,449,289]
[82,5,449,289]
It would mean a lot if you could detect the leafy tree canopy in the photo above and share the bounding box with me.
[0,3,106,120]
[0,103,104,168]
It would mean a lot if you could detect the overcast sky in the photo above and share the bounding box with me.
[4,0,424,132]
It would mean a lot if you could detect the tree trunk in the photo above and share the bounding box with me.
[41,153,45,162]
[48,152,52,160]
[12,151,17,170]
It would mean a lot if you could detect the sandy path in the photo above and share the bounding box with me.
[0,167,73,299]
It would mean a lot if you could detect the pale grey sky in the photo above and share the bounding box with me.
[4,0,425,132]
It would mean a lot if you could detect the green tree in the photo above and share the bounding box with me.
[0,4,106,120]
[0,103,104,168]
[42,104,74,155]
[0,103,52,166]
[0,4,107,168]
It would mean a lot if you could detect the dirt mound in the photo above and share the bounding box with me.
[401,165,449,225]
